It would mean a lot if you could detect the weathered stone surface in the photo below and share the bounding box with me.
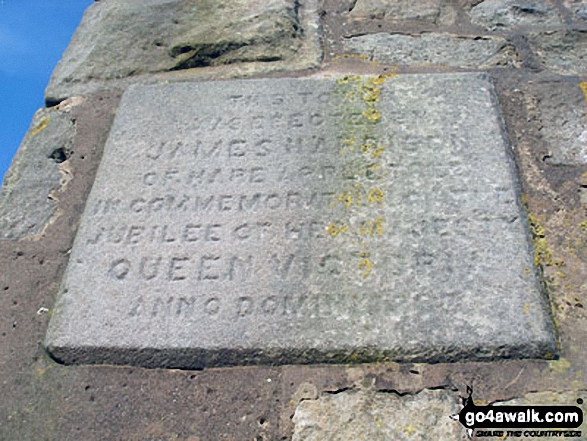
[0,108,75,239]
[469,0,562,30]
[534,83,587,165]
[564,0,587,20]
[343,33,518,69]
[45,0,322,105]
[45,74,555,369]
[528,31,587,75]
[349,0,456,25]
[292,389,467,440]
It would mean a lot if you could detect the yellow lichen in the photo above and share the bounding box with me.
[34,364,48,380]
[339,137,358,155]
[327,222,349,237]
[358,258,375,279]
[371,145,385,158]
[332,53,371,62]
[362,108,381,123]
[534,238,553,267]
[367,188,385,203]
[331,74,391,280]
[528,214,553,267]
[360,143,373,154]
[399,426,417,436]
[31,117,50,138]
[520,192,529,206]
[344,90,359,102]
[337,191,354,208]
[374,416,384,430]
[368,73,398,86]
[580,221,587,231]
[336,75,362,86]
[360,217,385,237]
[548,358,571,373]
[358,143,385,160]
[580,82,587,102]
[359,83,381,106]
[528,213,545,237]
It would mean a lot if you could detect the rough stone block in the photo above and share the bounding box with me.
[564,0,587,21]
[528,31,587,75]
[343,33,518,69]
[535,83,587,165]
[349,0,456,25]
[0,108,76,239]
[45,74,555,369]
[45,0,322,105]
[469,0,563,30]
[292,389,467,440]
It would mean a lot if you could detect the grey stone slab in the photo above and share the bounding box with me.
[292,389,468,440]
[469,0,563,30]
[45,0,322,105]
[349,0,456,25]
[564,0,587,21]
[535,82,587,165]
[0,108,75,240]
[528,31,587,75]
[343,33,519,69]
[45,74,556,369]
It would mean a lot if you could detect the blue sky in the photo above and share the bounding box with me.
[0,0,92,182]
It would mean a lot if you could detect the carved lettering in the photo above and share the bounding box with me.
[128,292,388,321]
[139,257,162,280]
[169,257,189,281]
[129,296,222,318]
[239,194,261,212]
[52,76,536,365]
[152,297,174,317]
[104,253,359,283]
[92,198,121,216]
[227,256,253,282]
[204,298,220,316]
[199,256,221,280]
[176,297,196,316]
[109,259,131,280]
[237,297,253,317]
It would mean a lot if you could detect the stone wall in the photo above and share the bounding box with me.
[1,0,587,439]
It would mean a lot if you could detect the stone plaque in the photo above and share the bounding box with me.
[45,74,556,368]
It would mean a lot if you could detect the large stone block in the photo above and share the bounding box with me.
[563,0,587,21]
[534,83,587,165]
[343,33,518,69]
[0,108,75,239]
[469,0,563,30]
[528,31,587,75]
[349,0,456,25]
[45,74,555,369]
[292,389,467,440]
[45,0,322,105]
